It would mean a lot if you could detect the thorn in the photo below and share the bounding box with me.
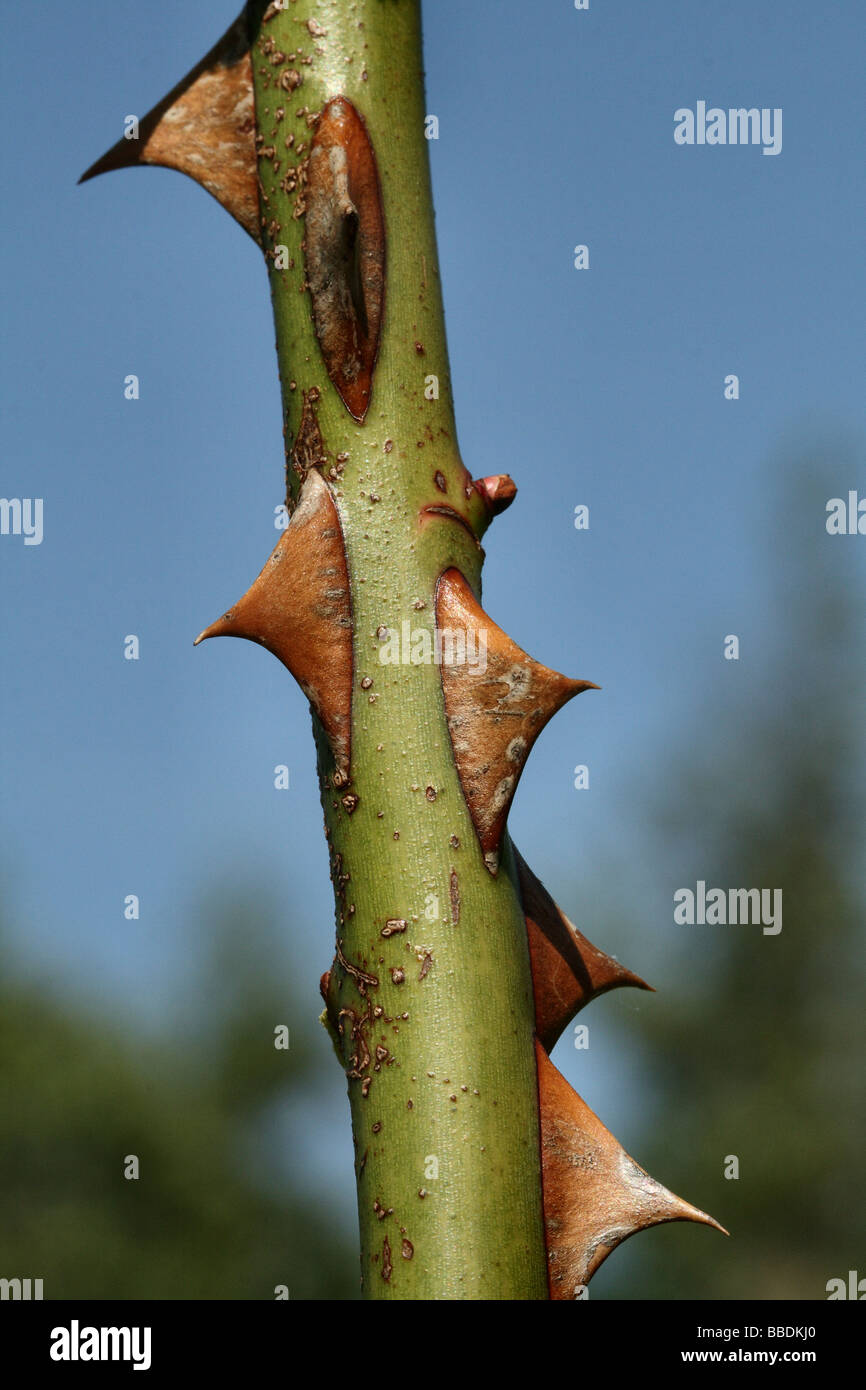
[536,1043,727,1299]
[435,569,597,872]
[79,11,260,243]
[513,846,652,1049]
[195,470,353,780]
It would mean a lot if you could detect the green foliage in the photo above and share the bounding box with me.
[0,900,356,1300]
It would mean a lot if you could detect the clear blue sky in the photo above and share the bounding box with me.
[2,0,864,1268]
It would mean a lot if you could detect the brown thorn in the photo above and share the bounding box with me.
[435,569,598,874]
[79,11,260,243]
[537,1042,728,1300]
[194,470,352,781]
[513,846,652,1050]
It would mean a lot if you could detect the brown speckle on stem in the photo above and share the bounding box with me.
[402,1239,414,1260]
[381,919,407,938]
[382,1236,392,1282]
[450,870,460,924]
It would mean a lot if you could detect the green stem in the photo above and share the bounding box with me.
[249,0,547,1298]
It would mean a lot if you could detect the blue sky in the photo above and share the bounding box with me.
[2,0,864,1275]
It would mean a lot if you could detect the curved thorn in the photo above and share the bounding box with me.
[195,471,352,782]
[537,1043,728,1299]
[514,846,652,1049]
[80,11,260,243]
[435,569,598,874]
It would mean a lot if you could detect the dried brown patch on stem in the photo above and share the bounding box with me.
[335,938,379,994]
[304,97,385,421]
[435,569,598,874]
[79,11,260,242]
[537,1043,727,1299]
[194,470,352,780]
[381,919,408,938]
[289,387,328,498]
[449,870,460,924]
[513,847,651,1050]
